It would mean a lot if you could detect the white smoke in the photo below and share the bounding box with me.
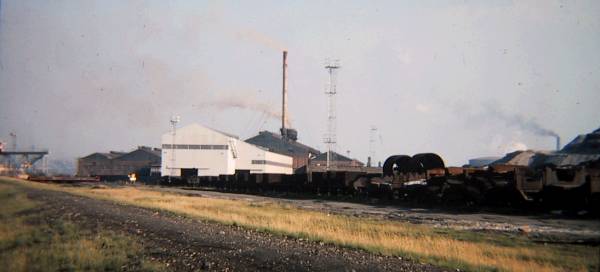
[503,141,528,153]
[234,28,287,51]
[197,93,291,128]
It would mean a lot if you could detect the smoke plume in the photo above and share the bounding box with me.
[198,94,291,127]
[485,102,558,137]
[234,28,287,51]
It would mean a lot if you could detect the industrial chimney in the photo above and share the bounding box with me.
[280,51,298,141]
[556,136,561,151]
[281,50,288,137]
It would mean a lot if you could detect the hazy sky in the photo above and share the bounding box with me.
[1,0,599,166]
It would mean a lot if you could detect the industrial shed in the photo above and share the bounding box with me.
[77,146,161,180]
[468,156,502,167]
[245,130,320,170]
[310,151,364,168]
[561,127,600,154]
[161,123,293,178]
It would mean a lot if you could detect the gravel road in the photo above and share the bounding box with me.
[21,185,446,272]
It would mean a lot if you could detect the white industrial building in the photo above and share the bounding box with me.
[160,123,293,177]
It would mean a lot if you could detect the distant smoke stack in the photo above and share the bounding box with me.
[281,50,288,137]
[556,136,561,151]
[367,156,372,167]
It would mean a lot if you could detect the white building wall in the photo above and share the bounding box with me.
[264,151,294,175]
[234,140,293,174]
[161,124,235,177]
[234,140,265,173]
[160,123,293,177]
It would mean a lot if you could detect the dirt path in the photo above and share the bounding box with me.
[20,185,445,272]
[152,186,600,243]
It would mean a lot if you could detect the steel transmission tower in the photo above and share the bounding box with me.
[369,126,378,166]
[169,115,180,182]
[324,60,340,169]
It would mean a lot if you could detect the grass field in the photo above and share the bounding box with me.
[0,181,165,272]
[2,177,598,272]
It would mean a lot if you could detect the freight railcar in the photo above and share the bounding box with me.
[165,152,600,213]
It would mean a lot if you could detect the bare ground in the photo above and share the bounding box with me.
[19,184,447,272]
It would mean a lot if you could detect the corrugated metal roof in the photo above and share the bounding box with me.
[468,156,502,167]
[312,151,354,162]
[79,153,111,160]
[531,153,600,167]
[495,151,600,168]
[116,148,161,162]
[492,150,539,166]
[245,131,320,157]
[100,152,126,159]
[494,127,600,168]
[81,147,159,161]
[560,127,600,154]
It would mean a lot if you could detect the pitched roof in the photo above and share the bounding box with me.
[245,131,320,157]
[104,152,127,159]
[560,126,600,154]
[81,147,159,161]
[312,151,354,162]
[173,123,239,139]
[532,153,600,167]
[81,151,126,160]
[494,150,600,168]
[116,147,161,161]
[492,150,539,166]
[493,127,600,168]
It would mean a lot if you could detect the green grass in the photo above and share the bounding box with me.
[0,182,166,272]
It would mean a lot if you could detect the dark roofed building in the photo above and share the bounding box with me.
[301,151,380,174]
[529,153,600,168]
[561,127,600,154]
[310,151,364,168]
[493,127,600,168]
[77,146,161,180]
[99,151,127,160]
[245,131,320,170]
[118,147,161,161]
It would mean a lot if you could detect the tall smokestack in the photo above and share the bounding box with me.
[282,50,288,138]
[556,136,561,151]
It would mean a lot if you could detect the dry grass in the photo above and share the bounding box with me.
[3,177,598,272]
[0,181,165,272]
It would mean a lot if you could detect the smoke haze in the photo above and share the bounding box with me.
[196,93,292,128]
[235,28,287,52]
[485,103,559,138]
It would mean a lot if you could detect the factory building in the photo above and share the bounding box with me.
[492,127,600,168]
[560,127,600,154]
[303,151,381,174]
[77,146,161,180]
[245,130,320,170]
[309,151,364,168]
[161,123,293,178]
[467,156,502,167]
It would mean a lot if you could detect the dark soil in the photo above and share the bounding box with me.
[21,186,447,272]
